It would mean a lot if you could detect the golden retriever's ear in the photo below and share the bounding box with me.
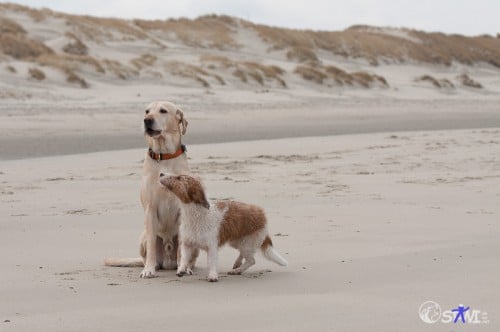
[176,109,188,135]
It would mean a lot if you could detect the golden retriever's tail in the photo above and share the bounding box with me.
[103,257,144,267]
[261,236,288,266]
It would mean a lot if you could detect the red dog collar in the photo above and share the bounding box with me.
[148,145,186,161]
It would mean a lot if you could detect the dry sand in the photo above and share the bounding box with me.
[1,128,499,331]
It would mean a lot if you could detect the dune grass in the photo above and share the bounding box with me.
[62,32,88,56]
[0,3,48,22]
[199,54,234,68]
[295,63,389,88]
[0,16,26,34]
[415,75,454,89]
[36,53,105,74]
[0,33,54,59]
[28,67,45,80]
[65,16,149,43]
[34,54,93,87]
[286,47,319,63]
[165,60,226,87]
[294,65,327,84]
[6,65,17,73]
[65,69,88,88]
[102,59,138,79]
[130,53,157,70]
[199,55,287,87]
[246,21,500,68]
[457,74,483,89]
[134,15,239,50]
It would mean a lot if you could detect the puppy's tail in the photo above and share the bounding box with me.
[261,235,288,266]
[103,257,144,267]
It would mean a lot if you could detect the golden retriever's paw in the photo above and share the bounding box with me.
[140,268,156,278]
[207,272,218,282]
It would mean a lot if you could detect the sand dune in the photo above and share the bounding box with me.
[1,3,500,97]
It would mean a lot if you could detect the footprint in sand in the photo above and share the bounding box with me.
[65,208,91,215]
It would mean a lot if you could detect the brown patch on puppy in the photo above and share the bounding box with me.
[215,200,229,211]
[217,201,267,246]
[160,175,210,209]
[261,235,273,249]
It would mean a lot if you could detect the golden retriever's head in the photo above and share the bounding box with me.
[160,174,210,209]
[143,101,188,149]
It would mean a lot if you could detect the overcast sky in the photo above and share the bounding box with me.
[3,0,499,36]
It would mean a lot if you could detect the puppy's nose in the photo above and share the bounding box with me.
[144,118,154,127]
[160,173,165,177]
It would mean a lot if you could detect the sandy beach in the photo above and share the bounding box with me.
[1,127,499,331]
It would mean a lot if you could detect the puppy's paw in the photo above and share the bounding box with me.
[140,268,156,278]
[207,272,218,282]
[228,269,242,275]
[176,266,192,277]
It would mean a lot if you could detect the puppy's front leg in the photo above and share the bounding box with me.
[140,207,158,278]
[206,245,218,282]
[176,243,194,277]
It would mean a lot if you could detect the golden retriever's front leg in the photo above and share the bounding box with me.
[140,207,158,278]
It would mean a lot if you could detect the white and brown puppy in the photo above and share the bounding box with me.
[104,101,198,278]
[160,174,288,282]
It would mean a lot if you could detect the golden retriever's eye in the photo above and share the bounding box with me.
[160,108,168,114]
[145,110,150,114]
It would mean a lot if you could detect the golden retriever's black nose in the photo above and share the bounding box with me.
[144,118,154,127]
[160,173,165,177]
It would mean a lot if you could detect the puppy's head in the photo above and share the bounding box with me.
[160,173,210,209]
[143,101,188,139]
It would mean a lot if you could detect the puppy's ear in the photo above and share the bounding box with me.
[199,196,210,210]
[187,178,210,209]
[190,189,210,209]
[176,109,188,135]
